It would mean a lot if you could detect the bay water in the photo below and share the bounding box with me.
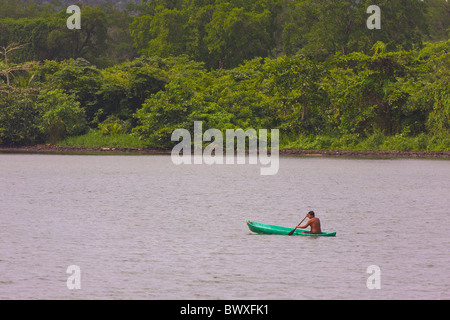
[0,154,448,299]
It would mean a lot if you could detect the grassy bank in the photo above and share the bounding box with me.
[282,132,450,152]
[58,130,450,152]
[58,130,148,149]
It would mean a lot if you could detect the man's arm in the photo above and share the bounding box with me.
[297,220,311,229]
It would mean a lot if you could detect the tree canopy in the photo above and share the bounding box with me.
[0,0,449,151]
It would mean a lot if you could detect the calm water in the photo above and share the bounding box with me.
[0,154,449,300]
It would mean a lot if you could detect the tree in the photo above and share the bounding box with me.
[356,0,429,52]
[58,6,108,61]
[36,58,103,123]
[425,0,450,41]
[204,5,272,69]
[130,6,189,58]
[0,43,38,98]
[279,0,429,60]
[0,94,40,145]
[300,0,360,59]
[0,5,109,65]
[97,56,168,122]
[132,57,208,147]
[130,0,279,69]
[412,40,450,136]
[325,42,421,136]
[280,0,317,56]
[264,55,327,134]
[36,89,87,144]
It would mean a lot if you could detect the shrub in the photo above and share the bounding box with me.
[36,89,87,144]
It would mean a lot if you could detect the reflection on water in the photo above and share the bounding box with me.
[0,154,449,299]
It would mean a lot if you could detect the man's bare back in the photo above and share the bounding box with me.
[297,211,322,234]
[304,217,322,234]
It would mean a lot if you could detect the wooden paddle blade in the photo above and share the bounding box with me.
[288,228,296,236]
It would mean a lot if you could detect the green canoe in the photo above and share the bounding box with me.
[247,220,336,237]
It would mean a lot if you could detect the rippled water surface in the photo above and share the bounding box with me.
[0,154,449,299]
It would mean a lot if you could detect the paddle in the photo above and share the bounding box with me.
[288,215,308,236]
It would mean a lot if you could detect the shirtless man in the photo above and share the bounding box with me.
[297,211,322,234]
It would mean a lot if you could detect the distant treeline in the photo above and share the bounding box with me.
[0,0,449,150]
[1,0,449,67]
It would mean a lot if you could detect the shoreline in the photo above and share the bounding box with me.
[1,144,449,159]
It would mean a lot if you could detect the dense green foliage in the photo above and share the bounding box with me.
[1,0,449,151]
